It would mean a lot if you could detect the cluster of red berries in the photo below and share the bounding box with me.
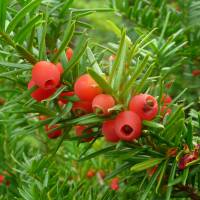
[61,73,160,142]
[28,48,73,102]
[28,49,173,142]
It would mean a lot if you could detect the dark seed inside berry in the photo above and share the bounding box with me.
[143,98,154,112]
[121,125,133,135]
[45,80,54,88]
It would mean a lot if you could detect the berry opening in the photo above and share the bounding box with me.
[143,97,155,112]
[44,80,55,89]
[121,125,133,135]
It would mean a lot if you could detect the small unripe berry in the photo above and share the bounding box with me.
[75,125,94,142]
[129,94,158,121]
[66,47,73,61]
[28,80,56,102]
[114,111,142,141]
[102,120,120,143]
[72,101,92,116]
[74,74,102,101]
[59,91,74,104]
[32,61,60,89]
[92,94,115,116]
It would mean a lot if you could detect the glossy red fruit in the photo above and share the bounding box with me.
[75,125,94,142]
[86,169,95,179]
[66,47,73,61]
[110,177,119,191]
[161,94,172,105]
[72,101,92,116]
[74,74,102,101]
[56,63,64,74]
[102,120,120,143]
[92,94,115,116]
[32,61,60,89]
[0,175,4,185]
[59,91,74,104]
[28,80,56,102]
[45,124,62,139]
[114,111,142,141]
[129,94,158,121]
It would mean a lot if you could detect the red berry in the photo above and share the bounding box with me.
[192,69,200,77]
[0,175,4,185]
[66,47,73,61]
[28,80,56,102]
[75,125,94,142]
[114,111,142,141]
[110,177,119,191]
[74,74,102,101]
[102,120,120,143]
[45,124,62,139]
[59,91,74,104]
[129,94,158,120]
[72,101,92,116]
[32,61,60,89]
[56,62,64,74]
[86,169,95,179]
[92,94,115,116]
[161,94,172,105]
[161,105,172,117]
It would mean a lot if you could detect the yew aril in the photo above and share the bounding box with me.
[129,94,158,121]
[102,120,120,143]
[32,61,60,89]
[28,80,56,102]
[92,94,115,116]
[114,111,142,141]
[72,101,92,116]
[74,74,102,101]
